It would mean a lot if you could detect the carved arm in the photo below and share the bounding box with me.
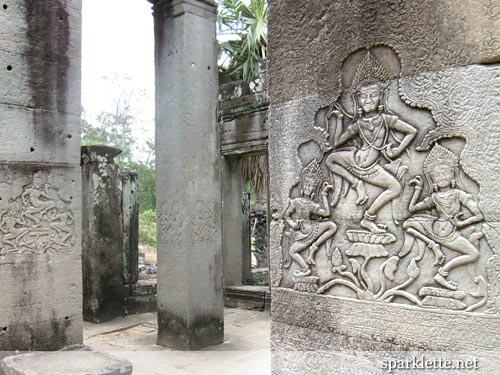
[386,117,417,158]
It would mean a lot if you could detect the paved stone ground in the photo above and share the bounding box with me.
[84,307,271,375]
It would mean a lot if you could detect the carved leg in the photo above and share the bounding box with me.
[360,212,387,234]
[325,153,368,205]
[365,168,402,216]
[440,235,480,274]
[434,268,458,290]
[405,228,445,265]
[307,222,337,265]
[289,241,310,272]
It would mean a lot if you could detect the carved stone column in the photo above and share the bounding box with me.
[81,146,125,323]
[0,0,83,350]
[150,0,223,349]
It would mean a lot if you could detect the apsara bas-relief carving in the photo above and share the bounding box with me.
[277,46,500,314]
[0,171,75,255]
[158,200,219,245]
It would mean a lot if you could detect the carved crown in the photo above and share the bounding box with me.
[351,51,389,89]
[301,159,323,188]
[423,143,459,174]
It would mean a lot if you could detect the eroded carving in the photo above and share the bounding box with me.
[0,171,75,255]
[283,160,337,277]
[399,144,483,291]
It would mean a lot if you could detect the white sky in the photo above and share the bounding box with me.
[82,0,155,159]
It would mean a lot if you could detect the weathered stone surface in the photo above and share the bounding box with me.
[268,0,500,105]
[151,0,224,350]
[224,285,270,311]
[125,280,157,315]
[219,93,268,156]
[1,347,132,375]
[269,2,500,373]
[121,172,139,285]
[222,156,247,286]
[0,0,82,351]
[81,146,125,323]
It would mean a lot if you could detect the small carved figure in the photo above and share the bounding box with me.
[284,160,337,276]
[0,201,31,251]
[48,201,75,243]
[21,172,56,224]
[400,144,483,290]
[325,52,417,233]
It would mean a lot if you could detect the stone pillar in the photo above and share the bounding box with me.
[242,192,251,283]
[0,0,82,350]
[121,172,139,286]
[222,156,246,286]
[81,146,125,323]
[269,1,500,373]
[151,0,223,349]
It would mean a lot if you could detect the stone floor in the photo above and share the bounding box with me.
[84,308,271,375]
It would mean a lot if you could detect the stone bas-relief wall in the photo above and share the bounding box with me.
[0,0,82,350]
[0,166,82,350]
[269,30,500,373]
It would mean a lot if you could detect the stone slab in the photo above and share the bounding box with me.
[1,348,132,375]
[224,286,271,311]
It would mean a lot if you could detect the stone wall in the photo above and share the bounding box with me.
[269,1,500,373]
[0,0,82,350]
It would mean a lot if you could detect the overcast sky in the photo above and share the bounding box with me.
[82,0,155,158]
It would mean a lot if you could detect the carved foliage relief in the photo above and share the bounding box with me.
[274,46,500,314]
[0,170,75,255]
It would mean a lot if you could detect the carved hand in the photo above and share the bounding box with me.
[321,182,333,195]
[293,219,303,230]
[453,212,467,228]
[409,175,423,190]
[385,143,400,159]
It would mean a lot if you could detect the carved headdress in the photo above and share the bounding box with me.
[300,159,323,190]
[351,51,389,89]
[423,143,459,175]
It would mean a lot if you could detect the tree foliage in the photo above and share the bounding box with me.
[217,0,268,83]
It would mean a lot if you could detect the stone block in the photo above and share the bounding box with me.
[0,104,80,165]
[0,165,82,351]
[269,0,500,105]
[1,348,132,375]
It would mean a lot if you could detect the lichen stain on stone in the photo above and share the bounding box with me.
[25,0,70,143]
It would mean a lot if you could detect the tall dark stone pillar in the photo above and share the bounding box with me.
[121,172,139,286]
[150,0,223,350]
[81,146,125,323]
